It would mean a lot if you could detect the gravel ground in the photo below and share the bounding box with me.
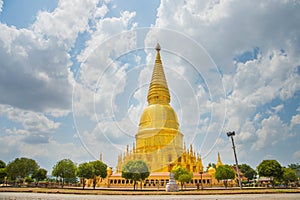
[1,193,300,200]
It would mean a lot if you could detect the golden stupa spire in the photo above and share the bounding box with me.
[147,43,171,105]
[216,152,223,168]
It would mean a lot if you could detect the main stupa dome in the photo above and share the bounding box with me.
[138,104,179,130]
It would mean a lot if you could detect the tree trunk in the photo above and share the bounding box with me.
[181,182,183,191]
[93,178,96,189]
[22,177,26,186]
[133,180,136,190]
[82,178,85,190]
[224,180,228,189]
[61,178,64,188]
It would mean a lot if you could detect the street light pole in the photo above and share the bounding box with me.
[227,131,242,189]
[200,171,203,190]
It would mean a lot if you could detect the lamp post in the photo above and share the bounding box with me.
[227,131,242,189]
[200,170,203,190]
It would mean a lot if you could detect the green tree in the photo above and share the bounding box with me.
[288,163,300,177]
[122,160,150,190]
[257,160,283,188]
[239,164,257,181]
[0,160,7,184]
[282,167,298,187]
[172,165,193,190]
[77,162,93,189]
[32,168,47,185]
[0,160,6,168]
[52,159,77,188]
[214,165,235,189]
[0,168,7,184]
[90,160,107,189]
[6,157,39,185]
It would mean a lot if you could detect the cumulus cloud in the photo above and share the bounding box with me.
[156,0,300,71]
[291,114,300,128]
[0,0,110,113]
[72,12,138,132]
[0,24,73,112]
[252,115,289,150]
[0,105,60,144]
[32,0,100,47]
[293,150,300,160]
[0,0,2,13]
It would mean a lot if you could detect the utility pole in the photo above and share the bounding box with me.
[227,131,242,189]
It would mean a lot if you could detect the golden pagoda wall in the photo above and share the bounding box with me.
[116,144,203,173]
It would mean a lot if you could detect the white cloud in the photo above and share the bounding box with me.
[156,0,300,71]
[293,150,300,160]
[0,105,60,144]
[93,4,109,19]
[271,104,284,113]
[72,9,138,123]
[32,0,100,47]
[0,1,110,113]
[0,134,93,172]
[252,115,288,150]
[0,23,73,112]
[0,0,2,14]
[291,114,300,128]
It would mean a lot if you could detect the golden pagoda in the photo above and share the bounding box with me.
[88,44,234,189]
[116,44,203,174]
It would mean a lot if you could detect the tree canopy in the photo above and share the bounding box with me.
[172,165,193,190]
[52,159,77,188]
[288,163,300,177]
[6,157,39,184]
[122,160,150,190]
[77,162,93,189]
[214,165,235,189]
[0,160,7,183]
[239,163,257,181]
[32,168,47,184]
[282,167,298,187]
[257,160,282,187]
[90,160,107,189]
[0,160,6,168]
[76,160,107,189]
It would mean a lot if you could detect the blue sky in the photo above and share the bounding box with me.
[0,0,299,174]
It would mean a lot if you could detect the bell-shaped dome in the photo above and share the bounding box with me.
[139,104,179,130]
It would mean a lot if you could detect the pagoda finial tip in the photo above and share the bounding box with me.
[155,43,161,51]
